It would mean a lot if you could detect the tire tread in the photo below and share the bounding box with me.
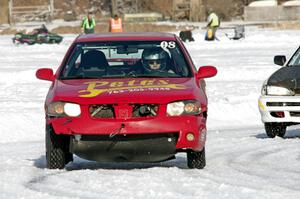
[187,148,206,169]
[46,125,67,169]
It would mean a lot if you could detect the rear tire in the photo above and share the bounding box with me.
[187,148,206,169]
[46,125,72,169]
[264,123,286,138]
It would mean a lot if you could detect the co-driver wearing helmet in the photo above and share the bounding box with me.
[141,48,174,74]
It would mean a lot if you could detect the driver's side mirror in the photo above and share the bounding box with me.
[196,66,217,79]
[36,68,55,81]
[274,55,286,66]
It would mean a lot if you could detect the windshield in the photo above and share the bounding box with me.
[59,41,191,79]
[288,48,300,66]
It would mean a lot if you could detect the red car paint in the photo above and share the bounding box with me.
[37,32,217,166]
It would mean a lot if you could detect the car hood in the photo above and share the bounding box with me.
[53,78,201,104]
[267,66,300,90]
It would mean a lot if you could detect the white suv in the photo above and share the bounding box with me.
[259,47,300,138]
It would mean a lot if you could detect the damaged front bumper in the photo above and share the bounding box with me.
[70,133,178,162]
[48,114,207,162]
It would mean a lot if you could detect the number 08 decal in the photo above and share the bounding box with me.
[160,41,176,49]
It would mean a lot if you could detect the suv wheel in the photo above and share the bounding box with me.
[264,123,286,138]
[46,125,71,169]
[187,148,206,169]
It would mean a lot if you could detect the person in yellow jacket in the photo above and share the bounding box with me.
[109,14,123,32]
[205,10,220,41]
[81,12,96,34]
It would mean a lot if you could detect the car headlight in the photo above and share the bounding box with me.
[167,100,201,116]
[47,102,81,117]
[262,85,294,96]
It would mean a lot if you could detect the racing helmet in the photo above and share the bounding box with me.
[142,48,168,72]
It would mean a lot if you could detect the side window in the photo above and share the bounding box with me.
[67,54,81,76]
[169,48,189,76]
[76,54,82,67]
[289,50,300,66]
[62,52,82,77]
[160,41,190,77]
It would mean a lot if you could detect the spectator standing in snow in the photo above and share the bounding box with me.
[81,12,96,34]
[109,14,123,32]
[205,9,220,41]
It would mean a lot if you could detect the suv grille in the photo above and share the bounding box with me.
[266,102,300,106]
[290,112,300,117]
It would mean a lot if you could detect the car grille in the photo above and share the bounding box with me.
[132,104,158,117]
[266,102,300,118]
[89,105,115,118]
[89,104,159,119]
[266,102,300,106]
[290,112,300,117]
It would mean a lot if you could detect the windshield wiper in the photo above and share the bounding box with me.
[60,75,98,80]
[134,73,181,78]
[133,75,165,78]
[100,74,165,78]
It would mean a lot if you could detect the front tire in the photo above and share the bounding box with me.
[187,148,206,169]
[46,125,72,169]
[264,123,286,138]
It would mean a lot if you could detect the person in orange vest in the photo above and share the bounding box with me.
[109,14,123,32]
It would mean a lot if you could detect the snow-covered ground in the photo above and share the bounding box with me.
[0,27,299,199]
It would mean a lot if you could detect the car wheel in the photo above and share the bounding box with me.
[46,125,70,169]
[264,123,286,138]
[187,148,206,169]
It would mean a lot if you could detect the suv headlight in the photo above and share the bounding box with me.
[167,100,201,116]
[47,102,81,117]
[262,85,294,96]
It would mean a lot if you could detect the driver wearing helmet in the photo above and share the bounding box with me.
[141,48,174,74]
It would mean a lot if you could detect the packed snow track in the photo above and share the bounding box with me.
[0,28,299,199]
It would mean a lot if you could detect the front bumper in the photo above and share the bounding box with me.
[258,95,300,123]
[49,114,207,152]
[70,133,178,162]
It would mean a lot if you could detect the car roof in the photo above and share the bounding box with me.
[75,32,177,43]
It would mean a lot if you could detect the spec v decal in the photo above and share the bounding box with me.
[79,79,186,97]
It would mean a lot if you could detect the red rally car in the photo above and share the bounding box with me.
[36,32,217,169]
